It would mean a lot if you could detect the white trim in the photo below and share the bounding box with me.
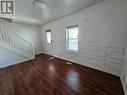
[66,25,79,52]
[42,51,120,76]
[0,41,33,58]
[0,58,31,69]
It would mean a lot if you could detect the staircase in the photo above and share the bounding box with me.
[0,25,35,68]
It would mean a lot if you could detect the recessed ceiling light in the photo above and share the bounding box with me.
[33,0,47,9]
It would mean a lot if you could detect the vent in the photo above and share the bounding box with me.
[66,62,73,65]
[49,57,54,60]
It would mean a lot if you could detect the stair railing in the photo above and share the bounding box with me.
[0,25,35,59]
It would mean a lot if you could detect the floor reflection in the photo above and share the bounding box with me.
[48,63,56,77]
[67,70,79,91]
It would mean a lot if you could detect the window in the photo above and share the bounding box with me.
[46,30,51,43]
[66,25,78,51]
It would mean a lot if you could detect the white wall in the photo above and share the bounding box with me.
[124,61,127,95]
[0,19,43,68]
[0,47,28,68]
[121,44,127,95]
[0,19,43,54]
[41,0,127,76]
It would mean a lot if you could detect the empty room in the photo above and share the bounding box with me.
[0,0,127,95]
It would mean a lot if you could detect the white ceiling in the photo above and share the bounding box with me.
[15,0,105,25]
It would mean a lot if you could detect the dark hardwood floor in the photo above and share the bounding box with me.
[0,54,124,95]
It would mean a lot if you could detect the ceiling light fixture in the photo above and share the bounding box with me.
[33,0,47,9]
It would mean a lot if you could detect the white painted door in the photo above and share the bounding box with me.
[46,30,54,55]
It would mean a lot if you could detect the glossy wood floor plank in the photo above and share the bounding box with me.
[0,54,124,95]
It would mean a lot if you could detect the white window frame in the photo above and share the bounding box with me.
[66,25,78,52]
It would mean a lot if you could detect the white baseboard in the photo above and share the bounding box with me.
[0,58,31,69]
[35,51,43,55]
[42,52,120,76]
[0,52,42,69]
[120,75,126,94]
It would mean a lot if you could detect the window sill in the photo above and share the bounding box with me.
[67,50,78,53]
